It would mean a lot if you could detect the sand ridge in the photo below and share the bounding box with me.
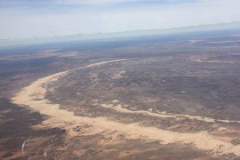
[98,103,240,123]
[12,59,240,157]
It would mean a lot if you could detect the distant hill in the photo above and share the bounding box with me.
[1,21,240,48]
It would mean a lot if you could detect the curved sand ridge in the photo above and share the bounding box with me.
[99,104,240,123]
[12,59,240,157]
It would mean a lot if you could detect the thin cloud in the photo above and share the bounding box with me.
[57,0,197,5]
[0,0,240,39]
[58,0,140,5]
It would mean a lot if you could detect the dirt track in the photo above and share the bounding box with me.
[12,59,240,157]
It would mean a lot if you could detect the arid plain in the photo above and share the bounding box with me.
[1,31,240,160]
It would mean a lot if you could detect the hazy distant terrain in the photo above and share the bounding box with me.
[1,28,240,160]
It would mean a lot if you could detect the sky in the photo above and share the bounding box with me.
[0,0,240,39]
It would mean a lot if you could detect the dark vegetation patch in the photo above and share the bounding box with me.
[50,56,240,120]
[0,98,65,159]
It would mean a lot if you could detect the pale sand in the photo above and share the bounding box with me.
[12,60,240,157]
[99,103,240,123]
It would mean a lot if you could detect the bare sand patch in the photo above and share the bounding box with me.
[112,99,120,103]
[111,71,125,79]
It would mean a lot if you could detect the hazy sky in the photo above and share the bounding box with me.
[0,0,240,39]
